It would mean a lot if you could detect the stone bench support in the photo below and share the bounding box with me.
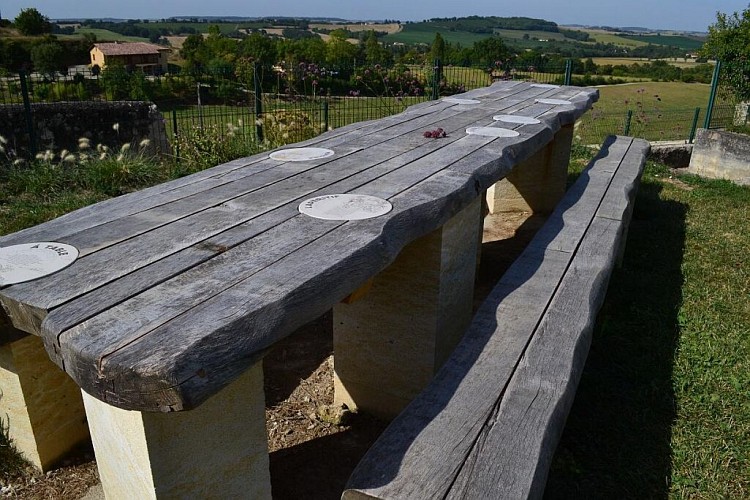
[333,197,482,420]
[0,335,89,471]
[486,123,574,214]
[82,362,271,499]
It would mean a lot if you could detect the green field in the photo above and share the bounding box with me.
[589,57,710,69]
[384,23,493,45]
[575,81,711,143]
[619,34,705,50]
[492,28,566,41]
[58,28,150,42]
[135,22,270,36]
[593,81,710,112]
[577,29,650,48]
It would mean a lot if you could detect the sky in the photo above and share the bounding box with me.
[2,0,749,32]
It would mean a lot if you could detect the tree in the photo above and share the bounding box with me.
[326,30,358,67]
[30,40,63,75]
[14,8,51,36]
[701,5,750,101]
[430,33,446,62]
[363,30,391,66]
[472,36,510,68]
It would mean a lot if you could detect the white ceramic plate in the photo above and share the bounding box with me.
[0,242,79,286]
[269,148,335,162]
[299,194,393,221]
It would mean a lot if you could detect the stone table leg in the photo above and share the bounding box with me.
[333,197,482,420]
[486,123,574,214]
[82,361,271,499]
[0,334,89,471]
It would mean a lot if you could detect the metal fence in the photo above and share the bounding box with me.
[703,60,750,130]
[0,59,738,160]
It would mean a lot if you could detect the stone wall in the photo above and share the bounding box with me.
[687,129,750,185]
[0,101,170,159]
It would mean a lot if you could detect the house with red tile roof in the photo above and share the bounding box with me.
[90,42,170,75]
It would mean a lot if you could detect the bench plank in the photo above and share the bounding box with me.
[343,136,649,499]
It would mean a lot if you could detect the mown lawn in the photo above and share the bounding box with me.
[546,160,750,498]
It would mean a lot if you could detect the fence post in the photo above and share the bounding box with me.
[196,82,204,131]
[564,59,572,86]
[431,58,442,100]
[323,100,329,132]
[19,71,37,156]
[704,60,721,130]
[172,109,180,160]
[254,63,264,143]
[624,110,633,136]
[688,107,701,144]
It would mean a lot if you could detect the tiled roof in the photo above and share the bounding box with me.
[93,42,169,56]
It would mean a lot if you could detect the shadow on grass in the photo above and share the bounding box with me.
[544,176,687,498]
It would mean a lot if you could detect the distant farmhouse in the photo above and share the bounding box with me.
[90,42,170,75]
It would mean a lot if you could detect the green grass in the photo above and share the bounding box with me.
[575,82,711,143]
[594,81,710,112]
[384,24,492,46]
[589,57,710,69]
[546,160,750,498]
[135,22,270,35]
[619,34,705,51]
[577,29,650,48]
[57,28,150,42]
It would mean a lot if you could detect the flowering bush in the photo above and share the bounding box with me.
[257,109,324,146]
[351,64,426,98]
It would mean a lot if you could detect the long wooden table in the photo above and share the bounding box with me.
[0,81,597,498]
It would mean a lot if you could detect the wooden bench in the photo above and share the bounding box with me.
[344,135,650,499]
[0,81,599,497]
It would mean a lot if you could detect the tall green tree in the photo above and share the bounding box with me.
[326,30,358,67]
[363,30,391,66]
[430,33,446,62]
[14,8,51,36]
[701,5,750,100]
[471,36,510,68]
[30,40,63,75]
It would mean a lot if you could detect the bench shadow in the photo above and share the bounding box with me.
[263,311,333,406]
[544,179,686,498]
[269,414,389,500]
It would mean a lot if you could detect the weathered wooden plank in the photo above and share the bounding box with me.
[447,215,626,500]
[595,137,649,221]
